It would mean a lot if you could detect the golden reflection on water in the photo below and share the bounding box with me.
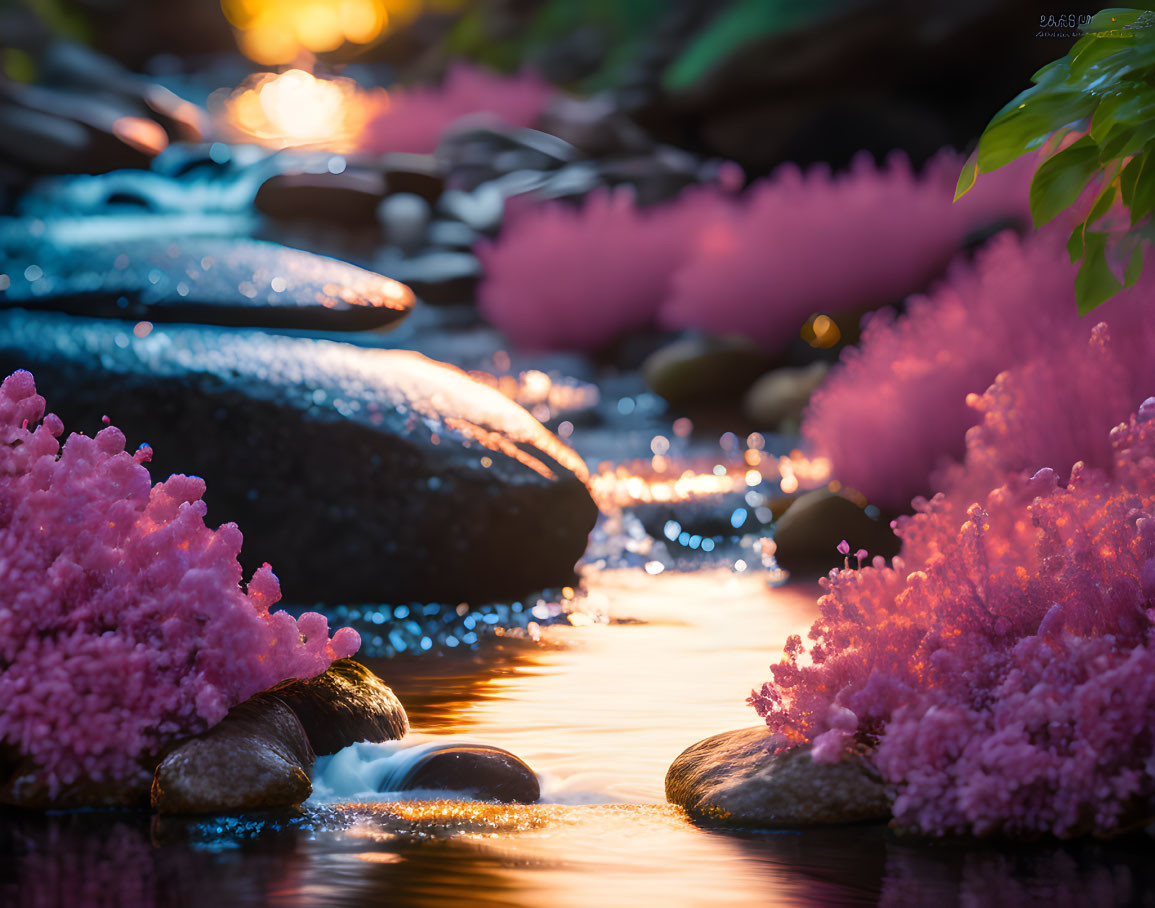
[9,570,1145,906]
[327,570,837,904]
[372,569,820,805]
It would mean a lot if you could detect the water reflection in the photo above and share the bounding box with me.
[378,569,819,804]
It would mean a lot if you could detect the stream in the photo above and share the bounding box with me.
[4,568,1154,906]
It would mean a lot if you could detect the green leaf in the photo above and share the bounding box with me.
[1090,85,1155,144]
[1075,232,1123,313]
[1130,142,1155,223]
[1087,181,1119,226]
[1086,160,1122,227]
[978,90,1096,173]
[1121,153,1143,206]
[1068,221,1086,263]
[954,149,978,200]
[1081,9,1144,34]
[1124,243,1144,287]
[1029,136,1102,226]
[1097,116,1155,158]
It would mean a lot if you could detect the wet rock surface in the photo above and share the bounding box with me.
[378,250,482,305]
[398,744,540,803]
[643,335,774,406]
[152,695,315,815]
[0,236,415,331]
[743,362,829,430]
[772,488,900,573]
[0,310,598,604]
[666,727,891,828]
[270,660,408,756]
[255,170,387,226]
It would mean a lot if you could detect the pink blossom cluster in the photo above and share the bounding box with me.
[660,150,1035,346]
[0,371,360,796]
[360,63,552,155]
[803,230,1155,510]
[476,149,1035,352]
[751,369,1155,837]
[477,185,728,350]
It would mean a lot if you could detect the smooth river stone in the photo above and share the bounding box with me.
[642,334,774,406]
[378,250,481,305]
[666,727,891,828]
[255,170,387,226]
[269,659,408,756]
[397,744,540,803]
[0,311,598,604]
[152,695,315,814]
[0,237,414,331]
[772,488,900,574]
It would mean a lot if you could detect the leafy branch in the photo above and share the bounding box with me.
[956,7,1155,312]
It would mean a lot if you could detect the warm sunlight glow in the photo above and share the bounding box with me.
[776,449,832,494]
[589,464,748,510]
[801,312,841,348]
[220,69,384,150]
[223,0,394,65]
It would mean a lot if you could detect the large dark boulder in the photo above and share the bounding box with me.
[270,659,408,756]
[0,310,598,604]
[0,236,414,332]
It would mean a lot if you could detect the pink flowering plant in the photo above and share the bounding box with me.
[0,370,359,799]
[659,150,1035,348]
[360,63,552,155]
[475,148,1035,353]
[804,229,1155,511]
[752,364,1155,838]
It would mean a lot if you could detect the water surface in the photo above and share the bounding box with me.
[3,570,1153,906]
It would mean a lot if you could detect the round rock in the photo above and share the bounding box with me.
[771,488,900,573]
[378,192,432,255]
[269,659,408,756]
[666,726,891,828]
[643,335,774,406]
[256,170,386,226]
[743,362,829,429]
[151,695,315,815]
[397,743,540,803]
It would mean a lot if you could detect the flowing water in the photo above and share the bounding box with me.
[3,570,1153,907]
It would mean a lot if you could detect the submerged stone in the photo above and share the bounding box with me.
[666,727,891,828]
[152,695,315,814]
[0,311,598,604]
[0,237,414,331]
[270,659,408,756]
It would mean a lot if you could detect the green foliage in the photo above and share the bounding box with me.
[662,0,838,92]
[958,7,1155,313]
[445,0,668,90]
